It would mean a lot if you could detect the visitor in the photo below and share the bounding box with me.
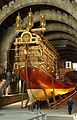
[67,98,74,114]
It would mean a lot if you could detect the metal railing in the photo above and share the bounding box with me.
[28,112,46,120]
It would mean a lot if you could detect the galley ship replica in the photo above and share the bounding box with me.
[13,10,75,103]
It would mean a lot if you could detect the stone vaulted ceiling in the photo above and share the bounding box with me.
[0,0,77,68]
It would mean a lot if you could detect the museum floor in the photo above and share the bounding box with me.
[0,92,77,120]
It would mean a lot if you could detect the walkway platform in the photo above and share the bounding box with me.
[0,92,77,120]
[0,101,77,120]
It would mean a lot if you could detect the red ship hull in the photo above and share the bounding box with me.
[19,66,75,101]
[20,66,74,89]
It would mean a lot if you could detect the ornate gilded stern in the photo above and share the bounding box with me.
[13,9,58,76]
[13,9,47,71]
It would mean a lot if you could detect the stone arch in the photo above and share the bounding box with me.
[1,2,77,67]
[46,33,77,46]
[46,23,77,39]
[0,0,77,24]
[0,25,17,68]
